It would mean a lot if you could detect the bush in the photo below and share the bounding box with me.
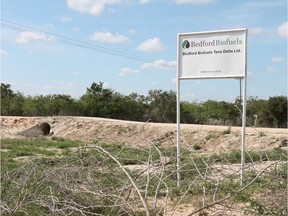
[193,144,201,151]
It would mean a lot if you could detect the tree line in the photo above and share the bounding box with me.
[1,82,287,128]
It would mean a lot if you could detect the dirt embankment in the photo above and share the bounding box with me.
[1,116,287,153]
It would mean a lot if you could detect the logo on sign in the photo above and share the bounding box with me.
[182,40,190,49]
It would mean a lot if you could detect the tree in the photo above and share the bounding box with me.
[147,90,177,123]
[9,92,25,116]
[1,83,14,115]
[44,94,79,116]
[267,96,287,128]
[22,96,38,116]
[246,97,268,127]
[79,82,114,117]
[1,83,24,116]
[1,83,14,98]
[180,101,201,124]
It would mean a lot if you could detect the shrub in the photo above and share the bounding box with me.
[222,126,231,134]
[193,144,201,151]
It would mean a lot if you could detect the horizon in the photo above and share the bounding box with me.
[1,0,287,102]
[3,80,285,104]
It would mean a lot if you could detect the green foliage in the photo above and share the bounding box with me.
[146,89,177,123]
[267,96,287,128]
[209,149,287,164]
[1,82,287,128]
[193,144,201,150]
[1,138,287,215]
[1,83,25,116]
[206,132,219,140]
[1,138,83,171]
[258,131,266,137]
[222,126,231,134]
[99,142,160,165]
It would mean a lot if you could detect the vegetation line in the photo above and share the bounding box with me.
[1,82,287,128]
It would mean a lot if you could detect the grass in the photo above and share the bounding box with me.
[193,144,201,150]
[258,131,266,137]
[1,137,83,171]
[222,126,231,134]
[97,142,161,165]
[205,132,219,140]
[1,137,287,215]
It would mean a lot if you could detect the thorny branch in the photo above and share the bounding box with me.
[1,120,287,215]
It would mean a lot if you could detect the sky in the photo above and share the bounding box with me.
[1,0,287,102]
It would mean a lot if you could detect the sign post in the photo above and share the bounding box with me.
[176,29,247,186]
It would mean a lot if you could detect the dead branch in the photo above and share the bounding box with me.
[187,161,279,215]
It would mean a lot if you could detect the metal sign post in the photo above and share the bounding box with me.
[176,28,247,186]
[240,75,247,185]
[176,75,181,187]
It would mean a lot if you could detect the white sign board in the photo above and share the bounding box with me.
[178,29,247,79]
[176,28,248,186]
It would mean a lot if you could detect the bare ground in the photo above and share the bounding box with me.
[1,116,287,215]
[1,116,287,154]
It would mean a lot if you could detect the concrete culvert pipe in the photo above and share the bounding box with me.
[39,122,51,135]
[17,122,51,137]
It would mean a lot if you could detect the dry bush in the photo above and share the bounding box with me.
[1,123,287,215]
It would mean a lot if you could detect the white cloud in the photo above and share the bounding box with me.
[278,21,288,37]
[272,57,287,62]
[175,0,217,4]
[139,0,151,4]
[220,1,283,24]
[247,71,254,77]
[141,59,176,71]
[90,31,130,43]
[0,49,7,56]
[103,82,111,88]
[66,0,121,16]
[183,93,196,100]
[72,27,79,32]
[119,67,139,77]
[67,82,76,88]
[249,27,264,35]
[128,29,137,34]
[150,81,158,85]
[16,31,55,43]
[266,66,278,73]
[60,16,72,22]
[137,37,164,52]
[46,24,54,28]
[107,8,116,13]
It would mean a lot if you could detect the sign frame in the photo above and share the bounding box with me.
[176,28,248,186]
[178,28,247,80]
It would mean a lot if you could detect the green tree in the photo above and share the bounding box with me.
[79,82,114,117]
[22,96,38,116]
[218,101,239,125]
[44,94,79,116]
[1,83,14,115]
[246,97,268,127]
[147,90,176,123]
[1,83,14,98]
[10,92,25,116]
[201,100,223,124]
[267,96,287,128]
[180,101,201,124]
[1,83,24,115]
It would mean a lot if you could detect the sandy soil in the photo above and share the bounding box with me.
[1,116,287,215]
[1,116,287,154]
